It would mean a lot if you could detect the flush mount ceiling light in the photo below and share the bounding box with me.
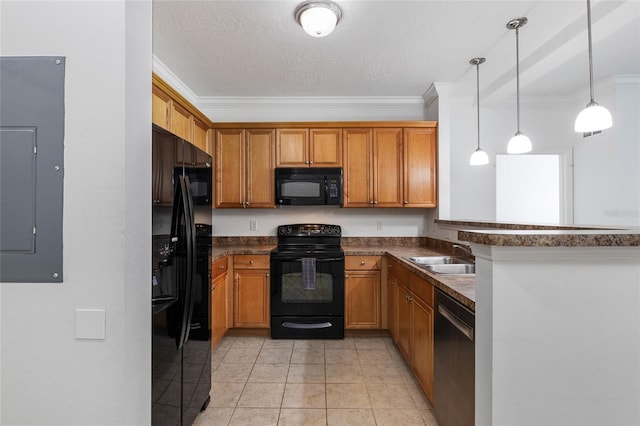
[295,0,342,38]
[506,17,532,154]
[574,0,613,133]
[469,57,489,166]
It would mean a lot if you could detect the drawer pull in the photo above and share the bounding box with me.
[360,261,365,265]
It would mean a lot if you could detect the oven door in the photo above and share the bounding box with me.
[270,254,344,317]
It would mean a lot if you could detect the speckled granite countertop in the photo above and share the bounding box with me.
[436,219,640,247]
[344,245,475,310]
[210,239,476,311]
[459,229,640,247]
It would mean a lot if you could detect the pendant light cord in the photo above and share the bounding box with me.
[587,0,595,103]
[476,62,481,150]
[515,26,521,134]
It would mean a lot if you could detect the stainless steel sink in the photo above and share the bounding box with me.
[423,264,476,275]
[405,256,465,265]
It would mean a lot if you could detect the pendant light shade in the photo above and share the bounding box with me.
[295,1,342,38]
[469,57,489,166]
[507,132,533,154]
[574,0,612,132]
[470,148,490,166]
[575,101,612,132]
[506,17,532,154]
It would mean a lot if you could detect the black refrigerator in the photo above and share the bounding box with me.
[151,125,212,425]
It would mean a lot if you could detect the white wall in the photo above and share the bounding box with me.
[573,76,640,227]
[212,206,429,237]
[0,2,151,424]
[446,97,576,223]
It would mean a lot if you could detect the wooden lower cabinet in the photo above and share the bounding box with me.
[389,256,434,402]
[345,256,381,329]
[411,293,434,402]
[233,255,270,328]
[396,283,412,360]
[211,257,229,347]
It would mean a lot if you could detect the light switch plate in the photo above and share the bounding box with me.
[75,309,106,340]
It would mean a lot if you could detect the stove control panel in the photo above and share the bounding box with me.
[277,224,341,237]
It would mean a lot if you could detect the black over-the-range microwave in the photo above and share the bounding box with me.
[275,167,343,206]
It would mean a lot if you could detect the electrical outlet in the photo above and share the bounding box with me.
[249,220,257,231]
[376,220,383,230]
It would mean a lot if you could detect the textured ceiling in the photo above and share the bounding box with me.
[152,0,640,99]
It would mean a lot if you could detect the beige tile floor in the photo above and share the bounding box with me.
[194,336,438,426]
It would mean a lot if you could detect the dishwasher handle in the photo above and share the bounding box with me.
[438,304,474,341]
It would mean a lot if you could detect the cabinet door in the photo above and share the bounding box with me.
[193,117,210,153]
[396,283,412,361]
[388,274,398,340]
[152,85,171,130]
[171,102,192,142]
[373,128,403,207]
[211,273,228,348]
[403,128,437,207]
[152,129,176,206]
[234,269,270,328]
[343,128,373,207]
[345,270,381,329]
[411,295,434,402]
[246,129,275,208]
[215,129,245,208]
[276,128,309,167]
[310,128,342,167]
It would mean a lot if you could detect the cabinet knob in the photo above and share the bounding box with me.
[345,274,349,278]
[369,201,374,204]
[374,201,378,204]
[309,161,313,165]
[219,265,225,269]
[266,273,270,277]
[249,260,254,264]
[360,261,365,265]
[404,200,408,204]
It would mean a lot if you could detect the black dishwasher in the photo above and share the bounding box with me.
[434,288,475,426]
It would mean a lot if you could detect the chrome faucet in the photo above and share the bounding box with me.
[452,244,474,258]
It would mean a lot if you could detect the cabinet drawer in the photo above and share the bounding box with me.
[346,255,381,270]
[234,254,270,269]
[212,257,228,279]
[387,257,410,284]
[410,273,434,307]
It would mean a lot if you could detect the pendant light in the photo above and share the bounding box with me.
[506,17,532,154]
[295,1,342,38]
[469,57,489,166]
[574,0,612,132]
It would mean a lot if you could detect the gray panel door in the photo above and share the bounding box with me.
[0,57,65,282]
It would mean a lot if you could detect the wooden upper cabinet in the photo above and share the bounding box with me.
[151,74,213,155]
[215,129,245,208]
[343,128,373,207]
[171,102,192,142]
[276,128,342,167]
[276,128,308,167]
[404,128,437,207]
[215,128,275,208]
[373,128,403,207]
[152,85,171,129]
[245,129,275,208]
[309,128,342,167]
[193,117,210,153]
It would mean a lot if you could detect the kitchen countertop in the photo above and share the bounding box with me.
[344,245,475,311]
[211,242,476,311]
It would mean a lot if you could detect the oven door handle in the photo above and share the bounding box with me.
[278,257,344,263]
[282,321,333,330]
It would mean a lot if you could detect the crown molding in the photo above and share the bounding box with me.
[196,95,426,110]
[152,55,198,105]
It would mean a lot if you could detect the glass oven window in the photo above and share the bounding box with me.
[281,181,321,198]
[281,272,333,303]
